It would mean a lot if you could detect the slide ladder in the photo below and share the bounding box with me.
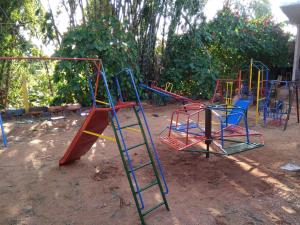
[111,105,169,224]
[110,68,169,224]
[0,113,7,147]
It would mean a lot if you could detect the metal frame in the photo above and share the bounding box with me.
[211,72,242,105]
[263,80,300,130]
[240,59,269,125]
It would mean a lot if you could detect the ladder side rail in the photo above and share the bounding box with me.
[126,68,169,194]
[132,107,170,212]
[109,113,145,224]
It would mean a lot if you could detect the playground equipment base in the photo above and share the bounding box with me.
[219,142,264,155]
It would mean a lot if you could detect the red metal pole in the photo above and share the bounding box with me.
[168,111,175,137]
[0,56,101,62]
[94,61,101,102]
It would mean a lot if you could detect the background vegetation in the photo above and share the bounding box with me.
[0,0,294,108]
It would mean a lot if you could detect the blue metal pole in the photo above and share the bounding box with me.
[263,69,269,125]
[114,76,124,102]
[127,68,169,195]
[220,121,224,148]
[0,114,7,147]
[88,77,97,107]
[244,111,250,144]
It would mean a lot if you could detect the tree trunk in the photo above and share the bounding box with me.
[47,0,62,45]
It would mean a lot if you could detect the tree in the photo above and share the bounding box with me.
[162,26,218,99]
[206,7,290,76]
[52,16,139,105]
[0,0,45,109]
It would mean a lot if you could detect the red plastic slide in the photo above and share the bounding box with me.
[59,107,109,165]
[59,101,136,166]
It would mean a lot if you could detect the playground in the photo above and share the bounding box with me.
[1,1,300,224]
[0,102,300,225]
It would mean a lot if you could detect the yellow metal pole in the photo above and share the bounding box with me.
[255,70,261,125]
[21,74,30,113]
[83,130,116,142]
[225,82,229,105]
[238,70,242,93]
[249,58,253,91]
[225,82,233,105]
[95,100,109,105]
[261,68,264,95]
[230,82,233,105]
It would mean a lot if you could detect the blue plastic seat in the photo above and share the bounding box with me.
[225,99,251,125]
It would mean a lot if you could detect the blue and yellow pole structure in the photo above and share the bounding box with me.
[256,70,261,125]
[249,58,253,91]
[263,68,269,125]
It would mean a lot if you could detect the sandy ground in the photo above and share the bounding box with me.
[0,102,300,225]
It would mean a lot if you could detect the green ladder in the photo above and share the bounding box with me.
[110,105,169,224]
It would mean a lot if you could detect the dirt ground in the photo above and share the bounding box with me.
[0,102,300,225]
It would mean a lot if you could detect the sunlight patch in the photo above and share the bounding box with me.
[230,156,292,193]
[208,207,222,216]
[30,139,42,144]
[281,205,296,214]
[88,143,97,161]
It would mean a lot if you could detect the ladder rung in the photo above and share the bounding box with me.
[123,142,145,152]
[137,180,158,193]
[142,201,165,217]
[130,161,152,172]
[118,123,139,129]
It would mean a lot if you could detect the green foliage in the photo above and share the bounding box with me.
[6,53,55,109]
[161,6,291,100]
[0,0,46,109]
[53,16,139,106]
[162,27,218,99]
[206,7,291,75]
